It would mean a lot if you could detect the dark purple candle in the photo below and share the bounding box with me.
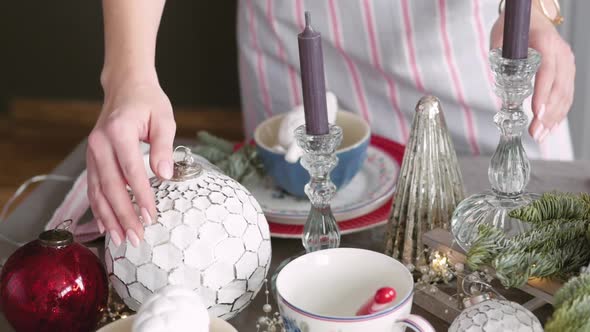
[298,12,329,135]
[502,0,532,59]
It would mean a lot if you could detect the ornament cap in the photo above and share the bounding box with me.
[39,229,73,247]
[462,292,495,308]
[171,146,203,181]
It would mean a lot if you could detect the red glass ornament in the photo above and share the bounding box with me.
[0,229,108,332]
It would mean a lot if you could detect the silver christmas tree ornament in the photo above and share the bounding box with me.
[384,96,465,266]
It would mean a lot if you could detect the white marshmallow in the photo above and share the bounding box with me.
[277,92,339,163]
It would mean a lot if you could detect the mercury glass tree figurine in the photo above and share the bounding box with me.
[385,96,465,266]
[451,48,541,251]
[295,124,343,252]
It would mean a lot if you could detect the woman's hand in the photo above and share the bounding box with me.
[490,3,575,143]
[87,74,176,247]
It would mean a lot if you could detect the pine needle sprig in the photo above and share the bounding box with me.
[192,131,265,184]
[196,131,234,154]
[467,213,590,287]
[466,225,508,270]
[553,273,590,309]
[509,192,590,224]
[508,219,588,253]
[546,293,590,332]
[557,240,590,276]
[492,251,535,287]
[492,238,590,288]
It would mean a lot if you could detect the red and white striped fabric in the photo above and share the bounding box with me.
[237,0,573,160]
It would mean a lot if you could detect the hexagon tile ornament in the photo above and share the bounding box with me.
[105,147,272,320]
[449,295,542,332]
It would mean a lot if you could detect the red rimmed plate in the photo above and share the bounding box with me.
[268,136,404,238]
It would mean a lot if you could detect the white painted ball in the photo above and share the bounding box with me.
[105,154,272,320]
[132,285,209,332]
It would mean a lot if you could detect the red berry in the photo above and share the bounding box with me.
[374,287,396,304]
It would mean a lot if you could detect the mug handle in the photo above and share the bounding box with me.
[396,314,435,332]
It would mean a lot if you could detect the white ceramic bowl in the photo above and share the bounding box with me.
[96,315,238,332]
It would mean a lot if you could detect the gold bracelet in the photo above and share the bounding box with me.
[538,0,564,26]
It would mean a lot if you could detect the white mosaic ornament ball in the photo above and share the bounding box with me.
[105,150,272,320]
[449,299,543,332]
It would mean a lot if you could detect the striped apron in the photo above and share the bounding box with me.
[237,0,573,160]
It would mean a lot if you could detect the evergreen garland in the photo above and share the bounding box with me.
[553,273,590,309]
[466,192,590,288]
[466,192,590,329]
[509,192,590,224]
[192,131,265,184]
[546,274,590,332]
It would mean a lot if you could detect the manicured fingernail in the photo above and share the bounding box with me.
[158,160,173,179]
[539,128,550,143]
[141,207,153,225]
[110,230,122,247]
[537,104,546,120]
[97,219,105,234]
[126,229,140,248]
[533,123,544,141]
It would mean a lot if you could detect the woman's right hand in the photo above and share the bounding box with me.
[87,74,176,247]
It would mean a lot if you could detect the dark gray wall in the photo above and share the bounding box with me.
[0,1,240,112]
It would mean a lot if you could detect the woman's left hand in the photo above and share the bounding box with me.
[490,3,575,143]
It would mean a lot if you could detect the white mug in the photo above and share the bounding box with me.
[276,248,434,332]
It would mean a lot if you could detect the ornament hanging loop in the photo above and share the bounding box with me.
[40,219,74,247]
[461,272,505,302]
[55,219,73,231]
[171,146,202,181]
[174,145,195,164]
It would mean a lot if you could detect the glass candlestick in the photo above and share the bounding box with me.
[295,124,343,253]
[451,48,541,251]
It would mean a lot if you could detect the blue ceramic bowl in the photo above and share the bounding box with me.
[254,111,371,197]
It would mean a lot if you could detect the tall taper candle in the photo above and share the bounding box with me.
[298,12,329,135]
[502,0,532,59]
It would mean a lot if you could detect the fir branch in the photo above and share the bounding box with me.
[193,131,265,184]
[466,225,508,270]
[506,219,588,253]
[196,131,234,154]
[546,294,590,332]
[554,273,590,309]
[468,218,590,287]
[558,240,590,276]
[509,192,590,224]
[492,252,533,287]
[492,235,590,288]
[192,145,231,164]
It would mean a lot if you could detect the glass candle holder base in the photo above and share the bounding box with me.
[295,124,343,253]
[450,48,541,252]
[451,191,540,251]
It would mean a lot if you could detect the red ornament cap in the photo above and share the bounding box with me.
[38,229,73,247]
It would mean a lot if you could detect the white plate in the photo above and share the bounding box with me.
[96,315,237,332]
[246,145,399,224]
